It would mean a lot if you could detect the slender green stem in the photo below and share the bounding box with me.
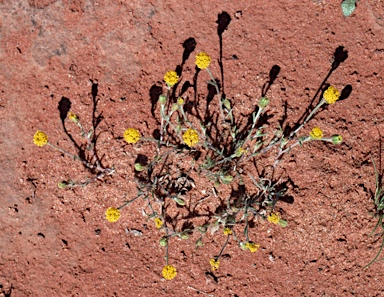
[205,67,224,123]
[290,99,326,139]
[365,234,384,268]
[77,121,102,170]
[242,107,264,149]
[273,137,311,167]
[118,193,144,210]
[216,234,230,259]
[47,142,98,170]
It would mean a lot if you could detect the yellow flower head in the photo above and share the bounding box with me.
[245,242,260,253]
[105,207,121,223]
[195,52,211,69]
[182,128,199,147]
[68,112,79,124]
[235,147,246,157]
[154,217,163,229]
[223,227,232,235]
[209,258,220,271]
[124,128,140,144]
[267,212,281,225]
[162,265,177,280]
[323,86,340,104]
[177,97,184,105]
[310,127,323,139]
[164,70,179,87]
[33,130,48,147]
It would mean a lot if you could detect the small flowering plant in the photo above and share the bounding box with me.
[35,23,347,279]
[33,110,115,188]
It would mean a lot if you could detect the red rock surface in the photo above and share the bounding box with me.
[1,0,384,296]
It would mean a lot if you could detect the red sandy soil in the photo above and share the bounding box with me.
[1,0,384,296]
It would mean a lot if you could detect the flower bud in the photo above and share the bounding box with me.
[220,175,233,184]
[158,94,167,105]
[173,197,186,206]
[195,238,203,249]
[198,226,207,233]
[180,233,189,240]
[159,237,168,247]
[258,97,269,108]
[278,219,288,228]
[134,163,145,171]
[222,99,231,110]
[331,135,343,145]
[58,181,68,189]
[235,147,245,157]
[240,242,248,250]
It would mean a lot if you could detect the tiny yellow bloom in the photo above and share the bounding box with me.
[310,127,323,139]
[68,112,79,124]
[195,52,211,69]
[182,128,199,147]
[323,86,340,104]
[33,130,48,147]
[124,128,140,144]
[235,147,246,157]
[267,212,281,225]
[105,207,121,223]
[154,217,163,229]
[209,258,220,271]
[164,70,179,87]
[162,265,177,280]
[223,227,232,235]
[245,242,260,253]
[177,97,184,105]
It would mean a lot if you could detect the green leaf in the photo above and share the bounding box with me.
[341,0,357,17]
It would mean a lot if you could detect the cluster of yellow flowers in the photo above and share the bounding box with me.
[124,128,141,144]
[323,86,340,104]
[267,212,281,225]
[209,258,220,271]
[244,241,260,253]
[33,130,48,147]
[154,218,163,229]
[310,127,323,139]
[164,70,179,87]
[182,128,199,147]
[195,52,211,69]
[162,265,177,280]
[33,48,347,281]
[163,51,211,87]
[105,207,121,223]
